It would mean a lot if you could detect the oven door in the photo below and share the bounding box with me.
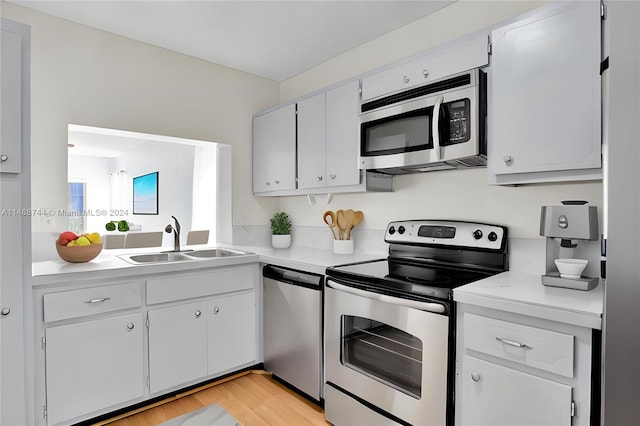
[359,85,479,172]
[324,279,451,426]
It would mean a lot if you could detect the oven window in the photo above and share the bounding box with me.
[341,315,422,399]
[361,108,432,156]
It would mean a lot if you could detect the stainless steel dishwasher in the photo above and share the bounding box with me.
[263,264,323,404]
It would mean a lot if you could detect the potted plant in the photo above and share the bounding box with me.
[270,211,292,249]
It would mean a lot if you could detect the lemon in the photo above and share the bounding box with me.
[88,232,102,244]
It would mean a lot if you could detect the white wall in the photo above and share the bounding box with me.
[112,141,194,241]
[277,0,602,240]
[67,155,111,233]
[2,2,280,233]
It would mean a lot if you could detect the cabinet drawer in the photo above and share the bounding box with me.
[464,313,574,377]
[146,266,254,305]
[44,282,142,323]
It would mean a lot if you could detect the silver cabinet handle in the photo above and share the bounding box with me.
[84,297,111,304]
[126,322,135,330]
[0,155,8,162]
[1,308,10,316]
[213,306,220,315]
[471,371,481,382]
[194,310,202,318]
[503,155,513,164]
[496,336,532,349]
[329,174,336,180]
[402,75,410,84]
[422,69,429,78]
[274,180,280,184]
[317,176,323,181]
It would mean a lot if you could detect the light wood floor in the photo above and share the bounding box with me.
[96,371,329,426]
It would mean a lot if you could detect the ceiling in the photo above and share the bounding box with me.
[9,0,456,81]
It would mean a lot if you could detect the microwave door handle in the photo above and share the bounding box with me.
[432,96,444,161]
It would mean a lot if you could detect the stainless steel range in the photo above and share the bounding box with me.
[324,220,508,426]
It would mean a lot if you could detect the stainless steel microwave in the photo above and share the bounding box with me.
[359,69,487,174]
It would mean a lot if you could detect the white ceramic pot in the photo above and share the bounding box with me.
[333,239,354,255]
[272,234,291,249]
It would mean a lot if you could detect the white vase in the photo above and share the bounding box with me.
[272,234,291,249]
[333,239,354,254]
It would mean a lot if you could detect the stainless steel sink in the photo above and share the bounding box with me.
[118,248,252,264]
[186,248,248,258]
[124,252,194,264]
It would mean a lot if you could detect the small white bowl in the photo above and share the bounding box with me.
[555,258,588,279]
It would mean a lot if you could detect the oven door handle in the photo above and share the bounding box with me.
[327,280,446,314]
[432,95,444,161]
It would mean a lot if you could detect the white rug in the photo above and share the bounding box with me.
[158,403,240,426]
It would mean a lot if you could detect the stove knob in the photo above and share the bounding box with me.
[473,230,483,240]
[488,231,498,242]
[388,226,396,235]
[398,226,405,234]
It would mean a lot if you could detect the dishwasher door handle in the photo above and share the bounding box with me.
[327,280,446,314]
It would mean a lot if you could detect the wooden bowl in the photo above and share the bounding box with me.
[56,242,103,263]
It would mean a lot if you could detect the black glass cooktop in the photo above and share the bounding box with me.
[326,258,498,301]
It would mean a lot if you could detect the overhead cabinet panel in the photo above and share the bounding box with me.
[297,93,327,189]
[489,1,602,179]
[326,80,361,187]
[361,34,489,102]
[252,104,297,193]
[0,28,22,173]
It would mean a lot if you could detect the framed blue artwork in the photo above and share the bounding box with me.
[133,171,158,215]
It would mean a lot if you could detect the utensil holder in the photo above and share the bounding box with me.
[333,239,354,255]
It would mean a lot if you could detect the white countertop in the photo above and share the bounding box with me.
[32,244,384,286]
[453,271,604,330]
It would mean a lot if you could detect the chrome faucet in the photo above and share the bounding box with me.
[164,216,181,252]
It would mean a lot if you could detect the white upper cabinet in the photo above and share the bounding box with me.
[326,80,361,187]
[361,34,489,102]
[297,92,327,189]
[488,1,602,184]
[252,104,297,193]
[297,81,361,190]
[0,24,23,173]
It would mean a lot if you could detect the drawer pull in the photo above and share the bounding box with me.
[1,308,10,316]
[471,371,481,382]
[84,297,111,304]
[496,336,532,349]
[126,322,135,330]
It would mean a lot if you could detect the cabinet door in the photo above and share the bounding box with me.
[326,81,361,187]
[148,301,208,394]
[297,93,327,189]
[460,355,572,426]
[489,1,601,177]
[252,104,296,193]
[0,182,25,426]
[208,292,256,376]
[0,25,22,173]
[45,313,144,425]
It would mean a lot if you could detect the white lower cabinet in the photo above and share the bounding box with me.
[456,305,597,426]
[148,300,209,394]
[45,313,144,426]
[147,291,256,394]
[460,355,572,426]
[35,263,260,426]
[208,291,256,376]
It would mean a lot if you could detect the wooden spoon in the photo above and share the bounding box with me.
[343,209,356,240]
[353,211,364,227]
[323,210,340,240]
[336,210,346,240]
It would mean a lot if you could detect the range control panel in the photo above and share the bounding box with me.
[385,220,507,251]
